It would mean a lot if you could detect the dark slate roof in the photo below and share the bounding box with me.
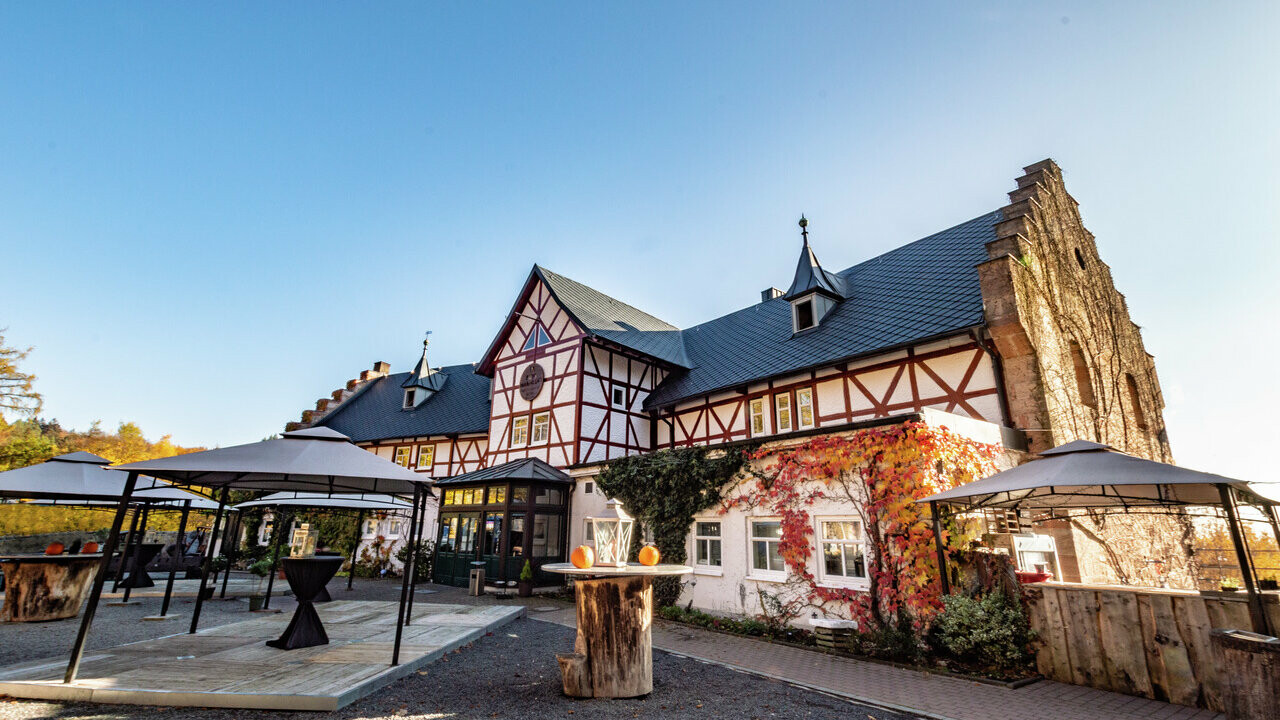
[435,457,572,486]
[645,210,1003,409]
[536,266,690,368]
[316,364,491,443]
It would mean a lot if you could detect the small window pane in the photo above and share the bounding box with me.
[751,521,781,539]
[487,485,506,505]
[512,486,529,504]
[696,522,720,537]
[509,513,525,556]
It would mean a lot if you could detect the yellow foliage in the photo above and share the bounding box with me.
[0,504,211,536]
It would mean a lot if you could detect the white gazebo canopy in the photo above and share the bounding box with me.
[0,451,223,509]
[234,491,412,511]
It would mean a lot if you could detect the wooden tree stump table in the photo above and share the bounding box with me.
[544,563,691,699]
[0,554,101,622]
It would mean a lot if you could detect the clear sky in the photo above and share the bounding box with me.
[2,3,1276,481]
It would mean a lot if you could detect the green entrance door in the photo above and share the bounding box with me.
[480,512,505,580]
[433,513,479,587]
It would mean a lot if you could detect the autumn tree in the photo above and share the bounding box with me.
[0,330,41,418]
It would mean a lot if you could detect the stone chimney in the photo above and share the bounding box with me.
[761,287,784,302]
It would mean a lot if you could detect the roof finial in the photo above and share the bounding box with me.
[798,214,809,245]
[423,330,432,349]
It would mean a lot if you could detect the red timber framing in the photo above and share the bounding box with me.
[654,337,1001,448]
[576,339,669,464]
[359,434,489,478]
[483,276,587,468]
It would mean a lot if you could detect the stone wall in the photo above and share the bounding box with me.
[979,159,1170,461]
[979,160,1195,588]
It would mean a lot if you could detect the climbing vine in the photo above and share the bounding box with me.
[721,422,1001,631]
[596,444,752,607]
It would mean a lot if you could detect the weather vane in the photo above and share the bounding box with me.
[799,214,809,243]
[423,330,432,348]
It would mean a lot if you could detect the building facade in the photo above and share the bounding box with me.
[288,159,1186,605]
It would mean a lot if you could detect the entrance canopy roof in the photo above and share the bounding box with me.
[113,427,430,495]
[234,491,412,511]
[918,440,1276,510]
[434,457,571,486]
[0,452,223,508]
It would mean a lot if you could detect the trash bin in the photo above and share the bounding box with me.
[468,562,486,597]
[1210,628,1280,720]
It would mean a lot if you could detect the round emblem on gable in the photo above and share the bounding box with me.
[519,363,546,401]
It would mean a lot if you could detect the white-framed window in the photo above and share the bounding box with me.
[403,389,417,408]
[793,298,816,332]
[775,393,793,433]
[749,519,786,580]
[387,519,405,538]
[693,521,722,569]
[511,416,529,447]
[393,446,412,467]
[532,412,550,444]
[749,397,766,436]
[796,387,815,430]
[611,385,626,408]
[417,444,435,469]
[817,518,867,586]
[361,518,378,538]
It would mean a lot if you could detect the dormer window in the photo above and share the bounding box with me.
[783,216,845,335]
[794,298,816,331]
[403,389,417,408]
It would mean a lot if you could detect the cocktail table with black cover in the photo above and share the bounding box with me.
[119,543,164,588]
[266,556,344,650]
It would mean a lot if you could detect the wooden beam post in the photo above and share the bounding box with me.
[64,472,137,683]
[930,501,951,596]
[1218,484,1270,635]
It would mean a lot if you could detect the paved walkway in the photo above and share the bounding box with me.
[420,585,1224,720]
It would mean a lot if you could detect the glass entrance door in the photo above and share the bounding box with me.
[481,512,505,580]
[433,513,479,586]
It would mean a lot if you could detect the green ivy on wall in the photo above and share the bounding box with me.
[595,444,751,607]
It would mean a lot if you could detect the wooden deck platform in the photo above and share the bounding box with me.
[0,600,524,711]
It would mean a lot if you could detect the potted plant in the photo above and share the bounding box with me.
[1220,577,1241,592]
[518,560,534,597]
[1259,576,1279,591]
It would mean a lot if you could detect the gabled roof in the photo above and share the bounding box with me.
[316,363,491,443]
[476,265,689,374]
[645,210,1003,409]
[435,457,571,486]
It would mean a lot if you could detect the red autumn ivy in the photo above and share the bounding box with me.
[720,421,1001,629]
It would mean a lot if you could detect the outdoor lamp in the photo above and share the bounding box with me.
[588,499,634,567]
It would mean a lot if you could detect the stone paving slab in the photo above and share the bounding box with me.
[0,600,524,711]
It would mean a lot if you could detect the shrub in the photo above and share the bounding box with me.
[519,560,534,582]
[931,592,1036,675]
[394,540,435,583]
[658,605,813,645]
[851,619,925,664]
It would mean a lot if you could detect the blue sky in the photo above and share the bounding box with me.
[2,3,1276,481]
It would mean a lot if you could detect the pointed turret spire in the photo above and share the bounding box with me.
[402,331,447,394]
[783,215,845,301]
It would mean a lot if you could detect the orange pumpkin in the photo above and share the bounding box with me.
[570,545,595,569]
[45,542,65,556]
[638,544,660,566]
[82,542,100,554]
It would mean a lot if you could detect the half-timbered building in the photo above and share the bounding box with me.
[289,159,1182,603]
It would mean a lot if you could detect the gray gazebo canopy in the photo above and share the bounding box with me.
[234,491,412,511]
[113,427,427,494]
[0,451,221,508]
[63,426,435,685]
[919,440,1275,509]
[918,439,1280,635]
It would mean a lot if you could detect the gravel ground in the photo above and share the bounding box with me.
[0,617,920,720]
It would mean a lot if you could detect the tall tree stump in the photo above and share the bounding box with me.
[564,575,654,698]
[1211,629,1280,720]
[0,556,99,622]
